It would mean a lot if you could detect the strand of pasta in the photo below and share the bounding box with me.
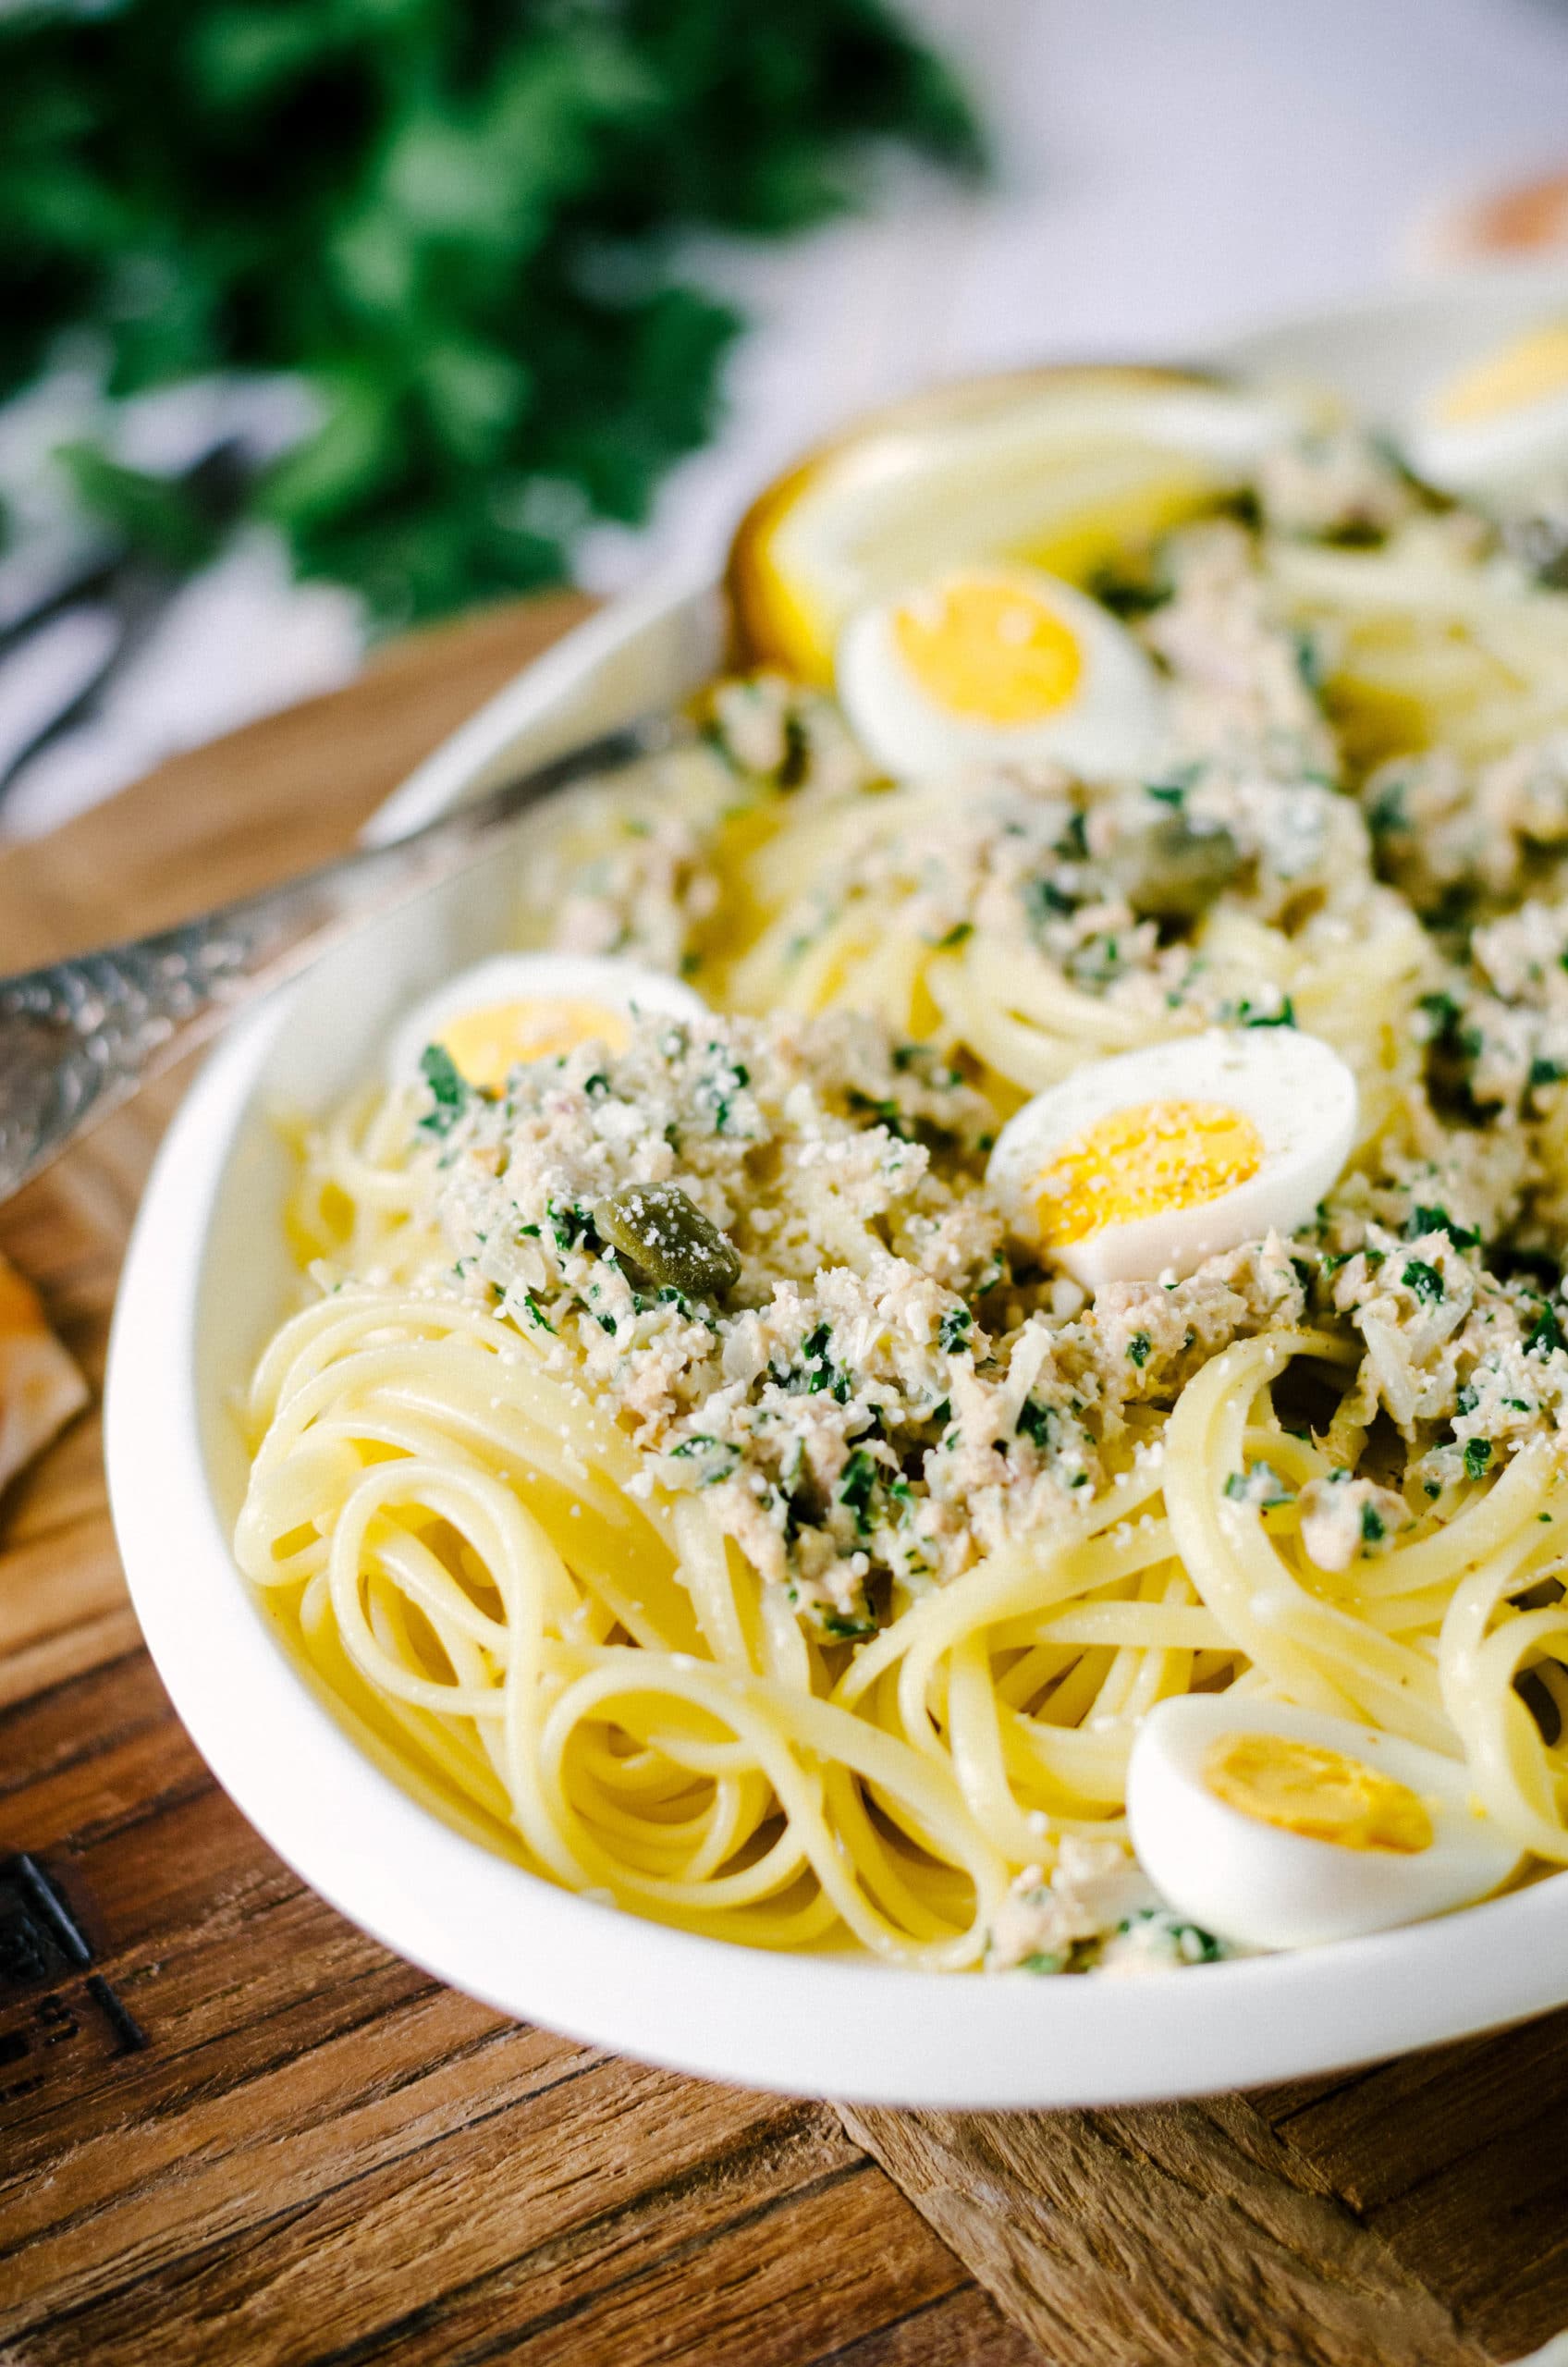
[236,796,1568,1966]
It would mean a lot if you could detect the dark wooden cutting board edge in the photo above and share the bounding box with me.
[1,593,1564,2367]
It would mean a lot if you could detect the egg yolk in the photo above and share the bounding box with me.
[435,997,631,1090]
[1436,321,1568,424]
[1034,1098,1263,1248]
[892,574,1083,723]
[1204,1732,1433,1854]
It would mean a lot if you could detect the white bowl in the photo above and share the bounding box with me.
[106,268,1568,2107]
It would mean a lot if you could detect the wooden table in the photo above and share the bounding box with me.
[2,597,1567,2367]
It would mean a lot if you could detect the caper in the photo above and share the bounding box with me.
[1108,813,1241,926]
[593,1183,741,1300]
[1502,501,1568,592]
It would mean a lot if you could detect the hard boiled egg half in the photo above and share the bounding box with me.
[1403,320,1568,499]
[836,564,1167,782]
[1126,1696,1522,1951]
[388,952,706,1093]
[986,1028,1357,1288]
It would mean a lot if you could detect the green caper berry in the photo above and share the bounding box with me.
[593,1184,741,1299]
[1109,814,1241,925]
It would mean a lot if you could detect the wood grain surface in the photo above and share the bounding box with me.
[1,596,1567,2367]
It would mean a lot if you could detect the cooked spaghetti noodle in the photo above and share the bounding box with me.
[238,406,1568,1972]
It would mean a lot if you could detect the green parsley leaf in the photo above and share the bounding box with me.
[1,6,983,623]
[669,1434,740,1485]
[1402,1258,1445,1305]
[1527,1301,1566,1358]
[1407,1205,1478,1251]
[1015,1399,1055,1450]
[837,1448,879,1533]
[417,1043,468,1135]
[939,1306,973,1353]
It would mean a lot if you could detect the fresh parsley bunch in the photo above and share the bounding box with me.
[0,0,981,621]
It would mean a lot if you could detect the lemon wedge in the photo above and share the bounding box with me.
[728,366,1293,682]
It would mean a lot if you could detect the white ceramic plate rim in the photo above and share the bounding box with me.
[105,266,1568,2106]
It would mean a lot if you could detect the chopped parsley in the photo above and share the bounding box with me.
[1401,1258,1444,1305]
[1127,1331,1151,1367]
[1417,990,1463,1047]
[1116,1907,1225,1965]
[822,1609,876,1641]
[846,1087,914,1139]
[416,1043,468,1135]
[695,1054,751,1134]
[669,1435,741,1485]
[1015,1398,1056,1451]
[1367,777,1407,837]
[1463,1437,1494,1480]
[1527,1300,1566,1358]
[837,1448,880,1534]
[1023,876,1076,932]
[548,1198,599,1257]
[939,1306,973,1353]
[789,1320,844,1398]
[1406,1205,1479,1251]
[1225,1464,1293,1508]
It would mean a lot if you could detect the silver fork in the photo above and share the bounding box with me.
[0,710,690,1205]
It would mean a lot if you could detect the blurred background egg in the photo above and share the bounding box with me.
[986,1027,1356,1287]
[388,953,706,1093]
[836,562,1167,780]
[1403,321,1568,497]
[1126,1696,1522,1951]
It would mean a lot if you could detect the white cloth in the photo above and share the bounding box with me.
[5,0,1568,839]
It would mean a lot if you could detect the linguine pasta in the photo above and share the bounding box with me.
[238,409,1568,1973]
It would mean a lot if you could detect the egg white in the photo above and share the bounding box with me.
[387,952,707,1089]
[1403,336,1568,500]
[835,564,1167,782]
[986,1028,1356,1289]
[1126,1696,1522,1952]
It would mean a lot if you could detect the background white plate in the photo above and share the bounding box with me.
[105,265,1568,2106]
